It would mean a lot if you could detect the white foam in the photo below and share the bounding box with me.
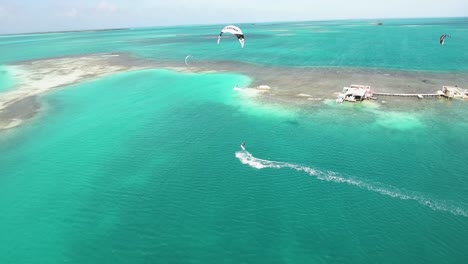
[235,151,468,217]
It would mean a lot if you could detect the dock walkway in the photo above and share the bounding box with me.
[373,92,440,98]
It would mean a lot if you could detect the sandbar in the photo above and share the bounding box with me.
[1,53,468,131]
[0,53,142,130]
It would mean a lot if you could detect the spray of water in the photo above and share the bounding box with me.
[236,150,468,217]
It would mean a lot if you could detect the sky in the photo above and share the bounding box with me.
[0,0,467,34]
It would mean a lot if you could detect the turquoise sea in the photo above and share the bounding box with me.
[1,18,468,263]
[0,66,14,93]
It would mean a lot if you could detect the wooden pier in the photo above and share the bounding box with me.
[373,92,441,98]
[336,85,466,103]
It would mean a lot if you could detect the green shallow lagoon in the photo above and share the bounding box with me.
[1,18,468,263]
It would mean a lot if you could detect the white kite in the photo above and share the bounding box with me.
[439,34,451,46]
[185,55,192,66]
[217,25,245,48]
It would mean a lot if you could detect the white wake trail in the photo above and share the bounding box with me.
[235,151,468,217]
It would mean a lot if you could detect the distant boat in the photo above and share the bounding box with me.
[377,21,383,26]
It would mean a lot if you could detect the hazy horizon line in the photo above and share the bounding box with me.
[1,15,466,37]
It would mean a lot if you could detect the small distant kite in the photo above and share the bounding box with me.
[185,55,192,66]
[217,25,245,48]
[439,34,451,46]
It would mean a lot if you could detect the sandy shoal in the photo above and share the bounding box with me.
[0,54,143,130]
[1,53,468,131]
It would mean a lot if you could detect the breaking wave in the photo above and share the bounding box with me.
[236,151,468,217]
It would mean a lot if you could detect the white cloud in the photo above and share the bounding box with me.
[96,1,119,13]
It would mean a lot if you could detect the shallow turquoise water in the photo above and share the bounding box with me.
[0,66,14,93]
[1,18,468,263]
